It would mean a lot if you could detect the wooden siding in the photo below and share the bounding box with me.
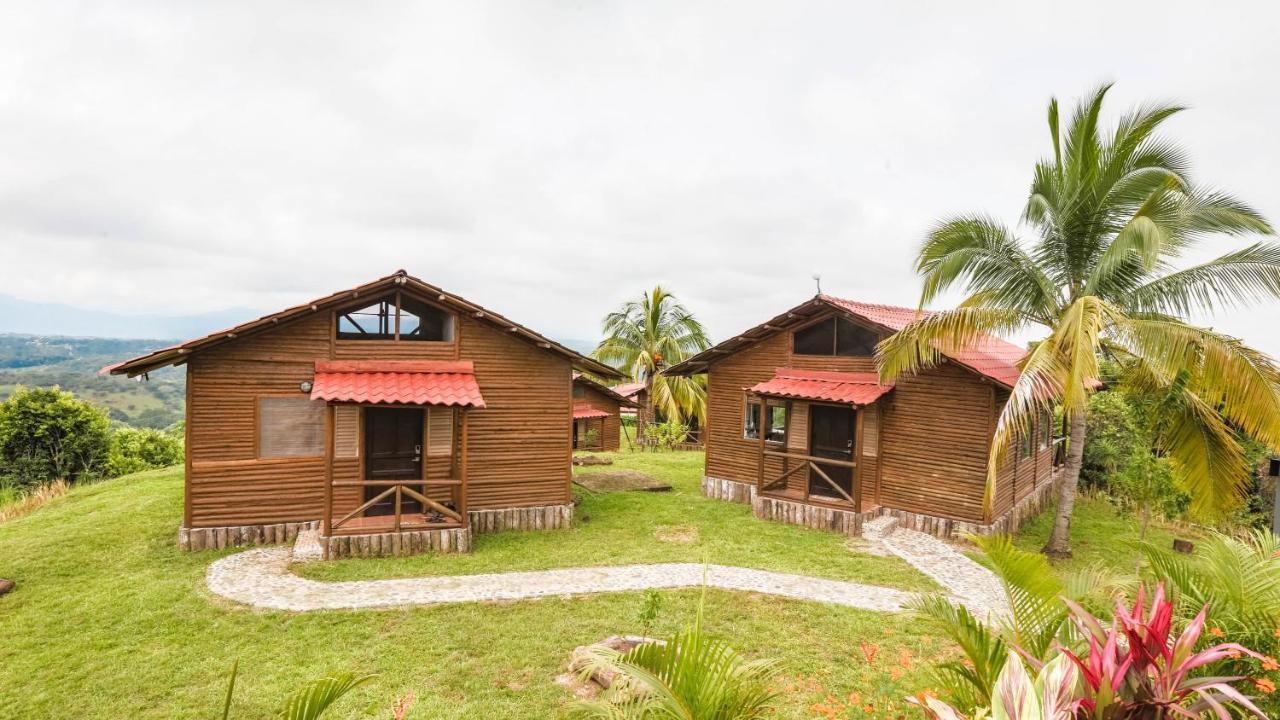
[704,314,883,498]
[878,362,992,523]
[701,308,1052,525]
[575,384,623,451]
[184,290,573,528]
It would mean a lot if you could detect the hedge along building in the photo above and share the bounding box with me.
[572,373,636,451]
[104,270,621,558]
[663,294,1059,539]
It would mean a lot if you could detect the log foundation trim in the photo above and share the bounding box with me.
[752,494,867,536]
[178,521,319,551]
[701,476,756,504]
[467,503,573,534]
[321,526,472,559]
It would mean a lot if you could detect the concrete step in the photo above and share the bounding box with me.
[861,514,899,540]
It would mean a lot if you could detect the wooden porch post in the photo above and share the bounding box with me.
[459,408,470,525]
[756,398,766,492]
[323,404,334,550]
[852,405,864,512]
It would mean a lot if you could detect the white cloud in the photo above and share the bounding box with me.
[0,0,1277,355]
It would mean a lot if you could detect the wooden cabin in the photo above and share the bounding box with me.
[106,270,621,558]
[572,373,636,451]
[663,295,1058,539]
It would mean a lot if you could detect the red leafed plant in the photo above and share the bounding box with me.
[1061,584,1268,720]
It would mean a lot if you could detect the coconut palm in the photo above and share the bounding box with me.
[220,661,373,720]
[877,84,1280,555]
[594,287,711,427]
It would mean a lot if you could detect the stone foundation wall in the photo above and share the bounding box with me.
[753,495,866,536]
[322,527,472,559]
[468,503,573,534]
[179,521,318,551]
[701,476,756,504]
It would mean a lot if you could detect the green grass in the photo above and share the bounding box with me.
[1013,492,1183,576]
[298,450,937,590]
[0,456,949,719]
[0,450,1180,718]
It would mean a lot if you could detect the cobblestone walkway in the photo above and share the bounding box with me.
[206,546,920,612]
[206,527,1009,616]
[878,527,1010,620]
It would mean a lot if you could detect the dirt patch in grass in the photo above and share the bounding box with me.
[574,470,671,493]
[654,524,699,544]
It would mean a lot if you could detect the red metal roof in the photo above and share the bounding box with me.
[748,369,893,405]
[572,402,612,419]
[818,296,1025,388]
[310,360,486,408]
[612,382,646,399]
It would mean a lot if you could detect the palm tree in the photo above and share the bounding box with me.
[878,85,1280,556]
[569,603,780,719]
[594,287,711,429]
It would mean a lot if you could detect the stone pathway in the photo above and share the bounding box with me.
[876,524,1010,620]
[204,523,1009,617]
[206,547,919,612]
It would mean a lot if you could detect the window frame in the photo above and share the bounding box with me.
[334,291,455,343]
[791,315,879,358]
[743,396,787,444]
[256,394,327,459]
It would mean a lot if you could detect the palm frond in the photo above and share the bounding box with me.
[276,673,373,720]
[876,306,1028,384]
[1126,242,1280,316]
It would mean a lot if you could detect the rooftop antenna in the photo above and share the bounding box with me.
[812,273,822,295]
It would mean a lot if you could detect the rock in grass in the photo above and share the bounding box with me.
[0,578,14,596]
[572,455,613,466]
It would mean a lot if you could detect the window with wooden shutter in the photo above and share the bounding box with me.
[258,397,325,458]
[428,407,454,457]
[333,405,359,458]
[862,404,879,457]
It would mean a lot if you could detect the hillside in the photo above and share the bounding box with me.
[0,334,184,428]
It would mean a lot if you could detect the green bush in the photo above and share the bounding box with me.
[0,386,110,490]
[107,426,183,477]
[1080,391,1140,491]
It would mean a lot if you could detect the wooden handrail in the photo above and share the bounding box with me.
[809,461,858,507]
[330,479,462,487]
[763,461,809,491]
[762,449,857,469]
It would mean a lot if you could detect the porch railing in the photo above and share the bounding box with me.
[326,479,467,536]
[757,448,861,511]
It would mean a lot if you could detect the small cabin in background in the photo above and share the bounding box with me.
[572,373,636,451]
[106,270,620,558]
[664,294,1058,539]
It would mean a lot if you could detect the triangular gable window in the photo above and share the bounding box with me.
[336,293,454,341]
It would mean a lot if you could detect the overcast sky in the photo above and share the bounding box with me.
[1,2,1277,355]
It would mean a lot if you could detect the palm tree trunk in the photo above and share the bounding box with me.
[1043,410,1087,557]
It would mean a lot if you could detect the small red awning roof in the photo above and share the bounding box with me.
[572,402,611,419]
[748,369,893,406]
[310,360,486,408]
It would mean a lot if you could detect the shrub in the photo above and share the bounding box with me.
[0,386,110,489]
[107,426,183,477]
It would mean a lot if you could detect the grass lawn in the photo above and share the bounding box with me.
[1013,492,1183,576]
[297,450,937,590]
[0,452,949,719]
[0,448,1169,718]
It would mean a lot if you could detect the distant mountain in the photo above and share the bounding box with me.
[0,294,257,340]
[0,333,185,428]
[554,338,599,356]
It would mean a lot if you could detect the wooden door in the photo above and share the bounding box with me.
[363,407,424,515]
[808,404,855,501]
